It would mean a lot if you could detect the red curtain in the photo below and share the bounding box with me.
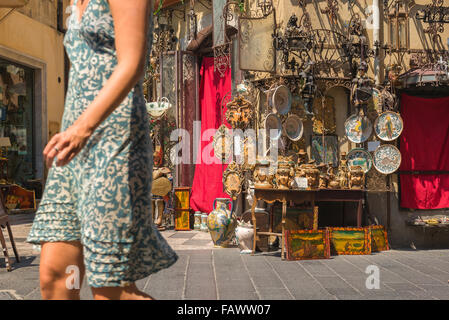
[190,57,231,213]
[400,93,449,209]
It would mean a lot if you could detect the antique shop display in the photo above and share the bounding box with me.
[374,111,404,142]
[347,148,373,173]
[370,225,390,252]
[213,124,233,162]
[253,159,274,189]
[174,187,191,231]
[311,135,339,167]
[348,165,365,190]
[373,144,402,175]
[207,198,236,247]
[275,156,295,190]
[284,229,331,261]
[235,220,254,254]
[344,113,373,144]
[283,114,304,141]
[329,227,372,255]
[225,95,253,129]
[223,162,244,200]
[264,113,282,140]
[273,207,318,232]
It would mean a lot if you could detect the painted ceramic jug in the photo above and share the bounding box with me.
[235,220,254,254]
[207,198,236,247]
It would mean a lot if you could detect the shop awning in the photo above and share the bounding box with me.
[397,69,449,88]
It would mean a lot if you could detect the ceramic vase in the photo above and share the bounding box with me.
[194,212,202,230]
[200,213,208,232]
[207,198,236,247]
[235,221,254,254]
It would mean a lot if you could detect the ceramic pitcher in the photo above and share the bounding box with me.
[207,198,236,247]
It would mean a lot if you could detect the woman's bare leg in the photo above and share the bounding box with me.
[91,283,155,300]
[39,241,85,300]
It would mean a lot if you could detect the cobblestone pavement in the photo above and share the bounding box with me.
[1,213,448,300]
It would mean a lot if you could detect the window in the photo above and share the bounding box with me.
[0,58,35,184]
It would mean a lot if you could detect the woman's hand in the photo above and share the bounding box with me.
[43,122,93,168]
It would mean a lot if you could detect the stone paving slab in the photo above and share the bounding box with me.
[1,215,449,300]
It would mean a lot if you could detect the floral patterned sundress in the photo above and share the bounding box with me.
[27,0,178,288]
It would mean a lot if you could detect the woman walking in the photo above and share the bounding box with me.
[27,0,178,300]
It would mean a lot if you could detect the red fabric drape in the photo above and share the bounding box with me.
[400,93,449,209]
[190,57,231,213]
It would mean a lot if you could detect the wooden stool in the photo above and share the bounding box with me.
[0,200,19,272]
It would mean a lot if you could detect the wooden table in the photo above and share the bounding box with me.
[250,188,365,260]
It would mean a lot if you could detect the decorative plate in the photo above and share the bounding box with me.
[264,113,282,140]
[344,114,373,143]
[146,97,172,119]
[213,125,233,162]
[373,144,401,174]
[271,85,292,115]
[347,148,373,173]
[374,111,403,142]
[283,114,304,141]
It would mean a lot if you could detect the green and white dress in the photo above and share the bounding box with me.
[27,0,178,288]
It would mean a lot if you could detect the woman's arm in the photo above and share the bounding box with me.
[44,0,152,168]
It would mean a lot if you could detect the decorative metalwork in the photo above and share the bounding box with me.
[257,0,273,17]
[320,0,339,22]
[187,1,197,41]
[214,43,231,78]
[416,0,449,41]
[225,95,253,129]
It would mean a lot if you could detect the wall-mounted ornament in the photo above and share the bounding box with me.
[374,111,403,142]
[213,124,233,163]
[347,148,373,174]
[266,85,292,115]
[223,162,244,200]
[373,144,401,175]
[225,95,253,129]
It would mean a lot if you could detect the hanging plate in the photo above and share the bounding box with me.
[374,111,404,142]
[146,97,172,119]
[373,144,402,175]
[347,148,373,173]
[344,114,373,143]
[213,124,233,162]
[283,114,304,141]
[264,113,282,140]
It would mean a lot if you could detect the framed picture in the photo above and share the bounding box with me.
[285,229,331,261]
[272,206,318,232]
[329,227,372,255]
[174,187,190,231]
[370,225,389,252]
[311,135,339,167]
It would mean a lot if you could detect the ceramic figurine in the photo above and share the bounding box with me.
[207,198,237,247]
[275,156,295,190]
[253,159,274,189]
[327,163,340,189]
[317,163,328,189]
[337,152,349,189]
[348,165,365,189]
[235,220,254,254]
[304,160,320,190]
